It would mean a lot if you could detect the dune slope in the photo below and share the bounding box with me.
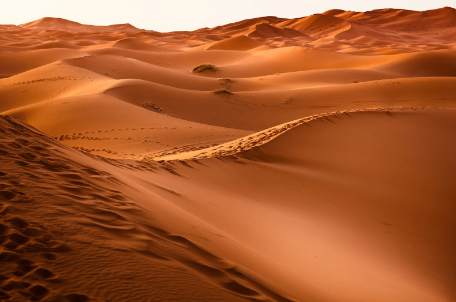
[146,108,456,302]
[0,115,293,302]
[1,8,456,302]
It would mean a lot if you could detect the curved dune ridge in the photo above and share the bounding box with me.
[149,107,435,160]
[1,108,455,302]
[198,35,264,51]
[0,7,456,302]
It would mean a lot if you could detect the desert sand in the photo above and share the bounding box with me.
[0,7,455,302]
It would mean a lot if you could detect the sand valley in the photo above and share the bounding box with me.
[0,7,456,302]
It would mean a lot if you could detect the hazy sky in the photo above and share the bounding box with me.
[0,0,453,32]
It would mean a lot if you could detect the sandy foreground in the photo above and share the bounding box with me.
[0,7,455,302]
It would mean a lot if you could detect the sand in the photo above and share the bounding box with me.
[0,7,455,302]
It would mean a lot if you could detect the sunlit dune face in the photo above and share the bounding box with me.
[0,7,455,302]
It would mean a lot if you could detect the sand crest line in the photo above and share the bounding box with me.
[1,9,456,301]
[150,106,442,161]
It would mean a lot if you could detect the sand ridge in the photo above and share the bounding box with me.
[0,115,297,302]
[149,106,442,160]
[1,7,456,302]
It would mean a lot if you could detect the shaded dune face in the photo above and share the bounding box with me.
[0,116,294,302]
[0,7,456,302]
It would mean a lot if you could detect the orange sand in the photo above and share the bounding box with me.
[1,7,455,302]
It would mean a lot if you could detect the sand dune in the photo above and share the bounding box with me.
[375,51,456,76]
[85,38,176,52]
[151,108,456,302]
[0,48,86,78]
[1,8,455,302]
[20,17,143,33]
[0,115,267,302]
[199,35,264,51]
[87,47,251,70]
[277,14,351,38]
[248,23,308,39]
[64,55,218,89]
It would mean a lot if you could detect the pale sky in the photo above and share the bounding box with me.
[0,0,453,32]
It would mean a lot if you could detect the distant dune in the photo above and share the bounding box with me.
[1,8,455,302]
[19,17,144,33]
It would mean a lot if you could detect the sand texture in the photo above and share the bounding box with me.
[1,7,456,302]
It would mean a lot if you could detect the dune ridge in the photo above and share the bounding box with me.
[0,115,297,302]
[1,7,456,302]
[150,106,439,160]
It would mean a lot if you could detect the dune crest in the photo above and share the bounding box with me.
[199,35,264,51]
[19,17,143,33]
[1,7,456,302]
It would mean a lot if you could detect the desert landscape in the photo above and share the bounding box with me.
[0,6,456,302]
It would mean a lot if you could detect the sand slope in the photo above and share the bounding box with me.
[19,17,143,33]
[1,8,456,302]
[198,35,264,51]
[0,115,274,302]
[1,109,455,302]
[150,108,456,302]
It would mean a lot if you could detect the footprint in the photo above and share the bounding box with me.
[33,268,55,279]
[9,233,30,245]
[9,217,29,229]
[0,190,16,200]
[2,280,31,290]
[28,284,49,300]
[4,241,20,250]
